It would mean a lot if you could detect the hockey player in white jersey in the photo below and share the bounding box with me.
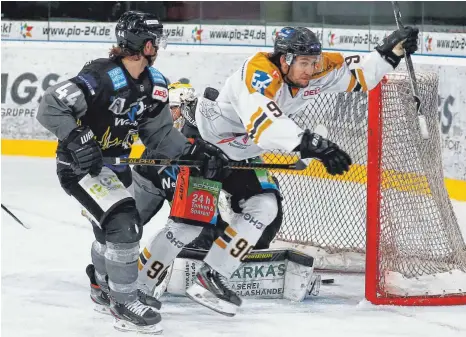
[137,26,419,316]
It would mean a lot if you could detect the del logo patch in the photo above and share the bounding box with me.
[152,85,168,102]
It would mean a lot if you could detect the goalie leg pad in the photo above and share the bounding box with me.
[204,192,278,278]
[137,219,203,295]
[283,260,315,301]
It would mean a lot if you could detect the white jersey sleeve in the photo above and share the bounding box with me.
[314,51,394,93]
[232,54,304,153]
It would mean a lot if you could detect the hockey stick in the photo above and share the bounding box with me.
[104,157,308,171]
[104,125,329,171]
[1,204,30,229]
[391,1,429,140]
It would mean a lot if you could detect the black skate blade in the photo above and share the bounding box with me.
[186,283,237,317]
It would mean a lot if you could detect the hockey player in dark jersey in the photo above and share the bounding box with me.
[36,11,227,334]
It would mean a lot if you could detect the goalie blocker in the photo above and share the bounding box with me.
[153,247,321,301]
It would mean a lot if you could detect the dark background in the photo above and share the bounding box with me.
[2,1,465,32]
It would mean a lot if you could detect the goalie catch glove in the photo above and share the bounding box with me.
[299,129,352,175]
[375,26,419,68]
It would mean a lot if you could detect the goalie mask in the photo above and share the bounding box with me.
[168,79,197,130]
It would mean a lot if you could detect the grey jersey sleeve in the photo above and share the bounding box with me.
[138,104,191,158]
[36,81,88,141]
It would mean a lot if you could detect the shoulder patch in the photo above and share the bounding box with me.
[148,67,166,86]
[251,70,273,95]
[107,67,127,90]
[244,52,282,99]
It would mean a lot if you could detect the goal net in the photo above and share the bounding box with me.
[264,71,466,305]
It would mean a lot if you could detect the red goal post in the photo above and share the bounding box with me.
[266,71,466,306]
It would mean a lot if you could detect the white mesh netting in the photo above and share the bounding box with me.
[265,71,466,298]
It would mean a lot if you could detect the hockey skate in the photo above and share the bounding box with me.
[138,289,162,310]
[110,299,163,334]
[186,263,242,317]
[86,264,111,315]
[86,264,162,314]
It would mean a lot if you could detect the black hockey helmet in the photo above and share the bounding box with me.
[273,27,322,65]
[115,11,167,53]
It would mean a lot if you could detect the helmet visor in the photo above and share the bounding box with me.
[144,20,168,49]
[291,54,324,74]
[152,32,167,49]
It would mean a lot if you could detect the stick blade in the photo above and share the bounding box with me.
[1,204,31,229]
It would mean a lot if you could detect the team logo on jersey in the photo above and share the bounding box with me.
[152,85,168,102]
[108,97,127,115]
[109,96,146,125]
[127,101,145,121]
[251,70,273,94]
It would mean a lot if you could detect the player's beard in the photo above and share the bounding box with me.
[282,65,310,88]
[145,52,157,67]
[284,75,309,88]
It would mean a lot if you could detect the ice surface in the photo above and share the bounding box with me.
[2,156,466,337]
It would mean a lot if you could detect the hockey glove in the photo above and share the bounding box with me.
[183,138,230,181]
[62,126,103,177]
[299,129,352,176]
[375,26,419,68]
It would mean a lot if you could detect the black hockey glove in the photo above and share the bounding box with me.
[183,138,230,181]
[62,126,103,177]
[299,129,352,176]
[375,26,419,68]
